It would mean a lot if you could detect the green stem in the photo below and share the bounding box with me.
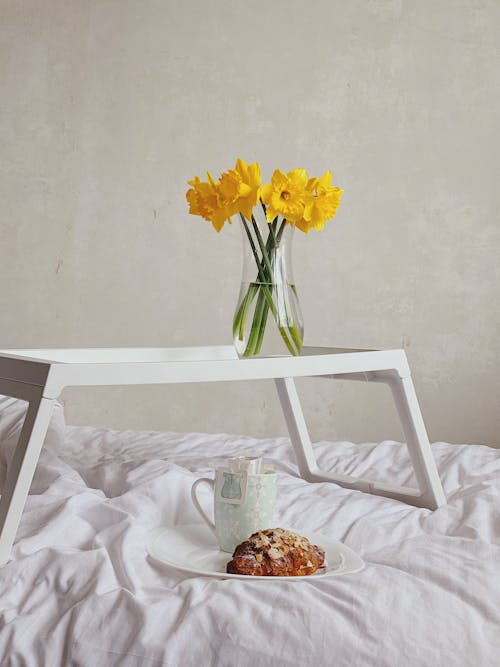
[251,220,299,355]
[232,294,246,338]
[267,217,278,247]
[277,219,287,242]
[255,297,269,353]
[240,214,268,283]
[238,283,258,340]
[234,217,278,332]
[288,322,303,351]
[260,219,301,353]
[238,215,299,357]
[244,287,267,356]
[251,215,274,282]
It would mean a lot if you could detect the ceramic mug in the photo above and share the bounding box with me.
[191,458,277,553]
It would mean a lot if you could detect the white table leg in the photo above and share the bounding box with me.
[385,372,447,509]
[0,385,54,565]
[274,377,318,479]
[275,369,446,510]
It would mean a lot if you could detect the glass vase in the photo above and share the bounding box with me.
[232,211,304,358]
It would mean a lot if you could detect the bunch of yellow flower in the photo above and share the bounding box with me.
[186,159,343,232]
[186,158,343,358]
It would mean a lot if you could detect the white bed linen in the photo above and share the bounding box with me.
[0,416,499,666]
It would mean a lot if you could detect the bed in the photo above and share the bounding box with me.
[0,397,499,666]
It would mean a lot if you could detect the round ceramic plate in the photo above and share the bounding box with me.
[147,524,365,580]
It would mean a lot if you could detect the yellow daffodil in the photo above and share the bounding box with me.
[304,171,343,231]
[233,158,261,220]
[185,170,238,232]
[219,170,251,204]
[186,159,262,231]
[295,178,318,233]
[206,170,237,231]
[260,168,312,223]
[186,175,224,231]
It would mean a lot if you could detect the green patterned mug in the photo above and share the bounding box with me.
[191,462,277,553]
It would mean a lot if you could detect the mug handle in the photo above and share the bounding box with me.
[191,478,216,534]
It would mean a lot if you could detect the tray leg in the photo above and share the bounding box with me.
[274,377,318,480]
[275,371,446,510]
[384,372,447,509]
[0,389,55,565]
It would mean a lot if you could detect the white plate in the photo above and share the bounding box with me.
[147,524,365,580]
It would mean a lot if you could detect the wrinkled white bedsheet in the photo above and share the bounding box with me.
[0,404,499,666]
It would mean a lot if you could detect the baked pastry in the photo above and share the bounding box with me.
[226,528,325,576]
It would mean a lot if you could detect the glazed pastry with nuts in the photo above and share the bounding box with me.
[226,528,326,576]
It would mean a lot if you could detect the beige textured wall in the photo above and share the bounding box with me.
[1,1,499,446]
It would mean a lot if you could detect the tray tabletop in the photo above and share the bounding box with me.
[0,345,409,398]
[0,345,377,365]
